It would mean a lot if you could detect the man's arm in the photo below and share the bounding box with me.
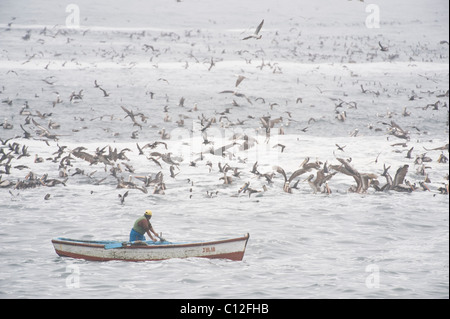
[138,219,157,241]
[146,229,157,241]
[149,224,159,238]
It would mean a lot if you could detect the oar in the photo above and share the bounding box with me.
[157,232,167,242]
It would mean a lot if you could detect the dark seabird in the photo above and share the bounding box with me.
[147,157,162,168]
[136,143,145,155]
[384,120,409,140]
[143,141,168,150]
[179,97,185,107]
[34,154,44,163]
[437,153,448,163]
[392,164,411,191]
[406,147,414,159]
[250,161,259,175]
[238,182,250,194]
[149,152,179,166]
[245,188,261,197]
[120,106,144,129]
[378,41,389,51]
[423,144,449,151]
[238,182,260,197]
[208,58,215,71]
[1,119,13,130]
[219,172,232,184]
[335,144,346,152]
[235,75,246,87]
[331,158,377,193]
[153,184,165,195]
[158,128,170,140]
[305,169,337,194]
[118,191,129,204]
[170,165,179,178]
[98,86,109,97]
[437,182,449,194]
[20,125,31,139]
[69,90,83,103]
[209,142,238,157]
[419,181,431,192]
[273,165,314,193]
[273,143,286,152]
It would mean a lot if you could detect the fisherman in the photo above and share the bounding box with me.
[129,210,159,242]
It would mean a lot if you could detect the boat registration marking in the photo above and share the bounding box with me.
[202,246,216,253]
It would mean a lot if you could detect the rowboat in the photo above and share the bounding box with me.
[51,233,249,262]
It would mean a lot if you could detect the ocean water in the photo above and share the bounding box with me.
[0,0,448,299]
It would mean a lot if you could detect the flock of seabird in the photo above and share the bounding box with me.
[0,17,449,204]
[4,131,447,199]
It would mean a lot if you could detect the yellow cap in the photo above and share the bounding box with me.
[145,210,152,216]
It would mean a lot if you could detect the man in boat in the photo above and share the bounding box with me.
[129,210,159,242]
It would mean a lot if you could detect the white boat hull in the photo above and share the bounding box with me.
[52,234,249,262]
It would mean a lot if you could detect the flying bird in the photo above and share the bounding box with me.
[378,41,389,52]
[273,143,286,153]
[118,190,129,204]
[242,19,264,40]
[335,144,346,152]
[98,86,109,97]
[235,75,246,87]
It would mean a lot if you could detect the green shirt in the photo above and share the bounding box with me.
[133,216,151,235]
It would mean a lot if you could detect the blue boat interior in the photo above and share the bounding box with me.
[54,237,183,248]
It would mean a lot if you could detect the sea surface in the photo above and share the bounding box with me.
[0,0,448,299]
